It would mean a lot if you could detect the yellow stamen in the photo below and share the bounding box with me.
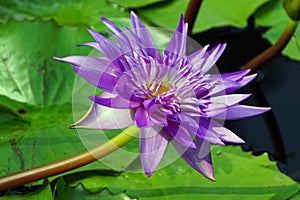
[150,82,171,96]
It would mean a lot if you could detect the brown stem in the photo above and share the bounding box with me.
[184,0,203,34]
[0,126,139,192]
[242,19,298,71]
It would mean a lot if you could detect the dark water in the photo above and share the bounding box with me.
[192,25,300,182]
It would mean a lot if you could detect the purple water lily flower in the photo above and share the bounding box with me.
[55,12,270,180]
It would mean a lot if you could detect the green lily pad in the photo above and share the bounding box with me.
[263,21,300,60]
[0,20,91,105]
[138,0,189,30]
[139,0,268,33]
[0,0,129,31]
[0,19,111,178]
[193,0,269,33]
[254,0,300,60]
[254,0,288,26]
[54,146,300,200]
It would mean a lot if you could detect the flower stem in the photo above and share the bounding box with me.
[0,126,139,192]
[242,18,298,71]
[184,0,203,34]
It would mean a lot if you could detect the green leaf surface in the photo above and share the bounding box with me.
[0,20,91,105]
[1,103,79,175]
[193,0,269,33]
[0,0,129,31]
[263,22,300,60]
[54,146,300,200]
[254,0,288,26]
[139,0,269,32]
[0,19,110,178]
[254,0,300,60]
[138,0,189,30]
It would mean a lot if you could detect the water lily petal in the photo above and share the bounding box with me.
[226,74,257,94]
[210,120,244,143]
[203,102,228,118]
[54,56,112,72]
[115,82,142,103]
[214,104,271,120]
[201,44,226,74]
[144,99,168,126]
[165,15,188,57]
[87,29,129,72]
[70,103,134,130]
[72,65,118,92]
[77,42,101,51]
[206,74,257,97]
[173,138,215,180]
[101,18,134,54]
[54,56,119,92]
[181,116,225,145]
[166,123,196,148]
[89,95,140,109]
[210,93,251,106]
[197,131,225,145]
[188,45,210,67]
[135,107,155,128]
[197,128,225,146]
[180,103,202,116]
[101,17,123,34]
[206,69,251,81]
[140,127,169,176]
[130,11,159,58]
[87,29,122,61]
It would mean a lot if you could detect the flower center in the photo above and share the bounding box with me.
[155,89,181,114]
[149,81,171,97]
[134,80,171,99]
[133,80,181,114]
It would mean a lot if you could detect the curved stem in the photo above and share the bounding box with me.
[242,18,298,71]
[0,126,139,192]
[184,0,203,35]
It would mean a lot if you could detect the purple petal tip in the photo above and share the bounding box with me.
[208,175,216,181]
[87,28,96,35]
[71,66,79,72]
[190,142,197,149]
[88,96,96,102]
[179,14,184,22]
[243,68,251,74]
[53,56,66,62]
[68,124,76,129]
[130,11,137,17]
[145,171,154,177]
